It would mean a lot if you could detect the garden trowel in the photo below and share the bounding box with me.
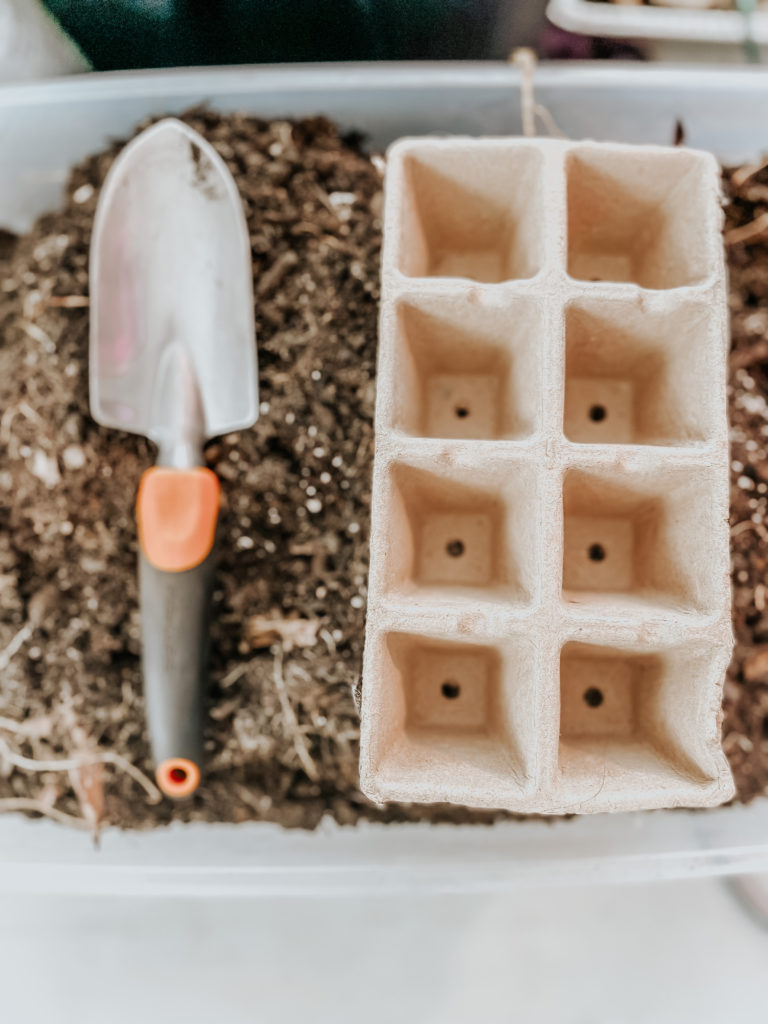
[89,119,258,799]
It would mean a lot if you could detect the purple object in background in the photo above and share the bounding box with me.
[540,24,645,59]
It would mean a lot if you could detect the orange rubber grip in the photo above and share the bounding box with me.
[137,467,220,573]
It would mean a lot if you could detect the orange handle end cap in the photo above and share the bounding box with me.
[137,467,220,572]
[156,757,201,799]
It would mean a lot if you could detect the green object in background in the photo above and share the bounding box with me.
[735,0,760,63]
[43,0,500,71]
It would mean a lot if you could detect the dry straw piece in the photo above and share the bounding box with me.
[359,137,734,814]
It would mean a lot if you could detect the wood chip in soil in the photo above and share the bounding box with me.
[0,111,766,831]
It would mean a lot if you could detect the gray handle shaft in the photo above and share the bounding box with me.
[139,549,215,773]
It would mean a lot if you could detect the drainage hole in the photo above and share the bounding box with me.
[455,406,469,419]
[169,767,188,783]
[446,539,465,558]
[589,404,607,422]
[588,543,606,562]
[584,687,604,708]
[441,681,461,700]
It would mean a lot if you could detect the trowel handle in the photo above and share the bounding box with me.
[136,467,220,799]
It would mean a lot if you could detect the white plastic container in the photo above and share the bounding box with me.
[1,62,767,895]
[546,0,768,63]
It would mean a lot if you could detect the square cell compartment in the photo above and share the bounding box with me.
[395,142,544,282]
[381,459,539,608]
[386,295,541,440]
[562,465,723,614]
[566,146,718,289]
[564,299,721,445]
[558,641,724,805]
[362,631,537,805]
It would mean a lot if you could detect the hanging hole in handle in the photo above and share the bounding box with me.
[156,758,201,799]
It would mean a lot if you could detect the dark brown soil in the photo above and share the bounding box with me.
[720,162,768,804]
[0,113,766,832]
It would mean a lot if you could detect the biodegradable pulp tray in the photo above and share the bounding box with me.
[361,137,733,814]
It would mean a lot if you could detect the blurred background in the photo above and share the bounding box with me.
[3,0,738,84]
[2,3,768,1023]
[5,0,763,86]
